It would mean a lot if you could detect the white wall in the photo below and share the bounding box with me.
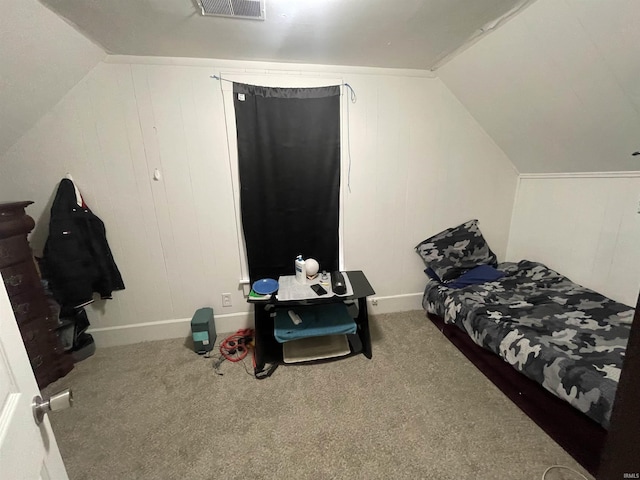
[437,0,640,174]
[0,56,517,345]
[507,173,640,307]
[0,0,105,155]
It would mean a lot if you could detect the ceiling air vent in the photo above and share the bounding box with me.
[197,0,265,20]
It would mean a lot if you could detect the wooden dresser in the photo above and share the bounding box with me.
[0,201,73,387]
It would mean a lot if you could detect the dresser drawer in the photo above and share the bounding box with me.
[20,316,74,387]
[0,234,32,268]
[9,289,50,324]
[21,319,62,357]
[29,351,73,388]
[1,261,42,297]
[1,201,75,388]
[24,336,55,369]
[19,316,52,348]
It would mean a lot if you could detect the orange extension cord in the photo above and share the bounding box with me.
[219,328,255,364]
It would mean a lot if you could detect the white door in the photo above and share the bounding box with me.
[0,280,69,480]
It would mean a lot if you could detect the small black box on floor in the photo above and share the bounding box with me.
[191,307,216,354]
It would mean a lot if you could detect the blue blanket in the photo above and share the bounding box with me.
[274,303,356,343]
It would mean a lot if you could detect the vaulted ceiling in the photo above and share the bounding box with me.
[40,0,527,70]
[0,0,104,155]
[2,0,640,174]
[438,0,640,173]
[1,0,531,157]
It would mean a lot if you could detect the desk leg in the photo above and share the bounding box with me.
[253,305,268,374]
[253,305,281,378]
[358,297,373,359]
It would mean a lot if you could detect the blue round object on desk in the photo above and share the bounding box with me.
[252,278,279,295]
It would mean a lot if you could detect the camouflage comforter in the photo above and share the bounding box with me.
[422,260,634,429]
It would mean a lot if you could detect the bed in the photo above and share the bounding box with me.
[415,220,634,475]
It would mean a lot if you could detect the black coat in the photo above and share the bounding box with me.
[43,179,125,309]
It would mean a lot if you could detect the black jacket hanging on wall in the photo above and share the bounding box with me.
[43,179,125,309]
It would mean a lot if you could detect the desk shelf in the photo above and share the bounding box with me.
[249,270,375,377]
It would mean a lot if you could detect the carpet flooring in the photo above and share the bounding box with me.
[43,310,592,480]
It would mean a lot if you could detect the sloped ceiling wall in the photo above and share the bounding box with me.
[4,0,639,174]
[0,0,104,155]
[437,0,640,173]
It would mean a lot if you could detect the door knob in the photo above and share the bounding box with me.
[32,388,73,425]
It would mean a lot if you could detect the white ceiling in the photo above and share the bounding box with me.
[40,0,527,70]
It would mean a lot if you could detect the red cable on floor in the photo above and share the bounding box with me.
[219,329,254,362]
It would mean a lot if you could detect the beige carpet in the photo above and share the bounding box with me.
[43,311,592,480]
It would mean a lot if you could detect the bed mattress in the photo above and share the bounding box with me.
[422,260,634,429]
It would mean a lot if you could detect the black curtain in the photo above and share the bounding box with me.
[233,83,340,281]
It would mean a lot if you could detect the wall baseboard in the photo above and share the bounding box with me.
[367,293,423,315]
[88,311,254,348]
[88,293,424,347]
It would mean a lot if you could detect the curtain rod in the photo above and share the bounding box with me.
[210,74,357,103]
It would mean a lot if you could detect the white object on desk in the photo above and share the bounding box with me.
[276,272,353,301]
[295,255,306,284]
[305,258,320,278]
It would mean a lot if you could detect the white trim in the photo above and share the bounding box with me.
[338,85,347,271]
[367,293,424,315]
[87,294,427,347]
[519,171,640,179]
[104,55,437,78]
[218,75,249,284]
[88,311,254,348]
[505,174,522,261]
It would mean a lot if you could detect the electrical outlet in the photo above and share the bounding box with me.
[371,298,378,306]
[222,293,232,307]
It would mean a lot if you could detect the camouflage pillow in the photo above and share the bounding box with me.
[415,219,497,282]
